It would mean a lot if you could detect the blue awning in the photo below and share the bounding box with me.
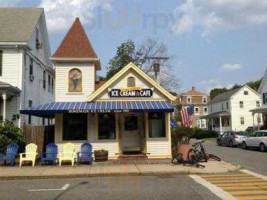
[170,118,179,128]
[20,101,174,117]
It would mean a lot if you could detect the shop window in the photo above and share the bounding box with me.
[149,112,165,138]
[124,116,138,131]
[98,113,116,140]
[69,68,82,92]
[127,77,135,87]
[63,113,87,140]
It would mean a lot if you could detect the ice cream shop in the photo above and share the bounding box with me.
[21,18,176,159]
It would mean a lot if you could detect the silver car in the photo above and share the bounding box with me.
[217,131,248,147]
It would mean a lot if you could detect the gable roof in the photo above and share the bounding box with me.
[182,87,207,96]
[86,62,176,102]
[258,66,267,94]
[52,18,98,59]
[209,85,260,104]
[208,87,241,104]
[0,8,43,43]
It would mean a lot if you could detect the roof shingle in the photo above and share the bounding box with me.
[52,18,97,58]
[0,8,43,43]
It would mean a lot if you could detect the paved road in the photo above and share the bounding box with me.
[204,140,267,175]
[0,176,220,200]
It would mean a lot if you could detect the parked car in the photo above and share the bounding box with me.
[242,130,267,152]
[217,131,248,147]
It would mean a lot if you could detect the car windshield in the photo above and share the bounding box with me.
[236,131,248,136]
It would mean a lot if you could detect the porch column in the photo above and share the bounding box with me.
[2,93,6,122]
[211,118,214,131]
[252,113,255,131]
[219,116,223,134]
[145,112,149,153]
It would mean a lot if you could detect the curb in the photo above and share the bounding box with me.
[0,166,242,180]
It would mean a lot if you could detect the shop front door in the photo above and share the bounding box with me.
[121,113,142,153]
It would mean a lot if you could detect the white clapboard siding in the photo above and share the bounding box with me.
[147,140,170,156]
[55,63,95,102]
[97,69,165,100]
[0,49,22,87]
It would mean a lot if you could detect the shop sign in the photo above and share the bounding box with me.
[68,109,130,113]
[109,87,153,98]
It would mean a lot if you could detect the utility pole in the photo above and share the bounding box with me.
[145,56,169,82]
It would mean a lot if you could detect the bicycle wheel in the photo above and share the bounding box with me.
[208,154,221,161]
[187,149,198,164]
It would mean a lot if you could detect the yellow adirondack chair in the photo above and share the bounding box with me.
[58,143,75,166]
[19,143,38,167]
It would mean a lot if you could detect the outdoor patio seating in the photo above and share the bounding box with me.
[0,143,19,166]
[77,143,93,164]
[58,142,75,166]
[19,143,38,167]
[40,143,58,165]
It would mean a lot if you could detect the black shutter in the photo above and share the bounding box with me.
[0,50,2,76]
[263,93,266,104]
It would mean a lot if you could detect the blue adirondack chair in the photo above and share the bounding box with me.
[0,143,19,166]
[77,143,93,164]
[40,143,58,165]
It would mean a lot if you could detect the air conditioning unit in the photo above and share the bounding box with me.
[29,75,34,82]
[36,42,43,49]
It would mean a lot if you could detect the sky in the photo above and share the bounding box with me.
[1,0,267,94]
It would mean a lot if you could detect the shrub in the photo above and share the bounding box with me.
[0,121,25,154]
[171,127,194,147]
[193,128,218,139]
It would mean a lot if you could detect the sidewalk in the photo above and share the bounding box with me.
[0,161,240,180]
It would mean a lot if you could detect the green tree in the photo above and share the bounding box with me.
[106,40,138,80]
[105,38,180,92]
[210,87,228,99]
[246,79,261,91]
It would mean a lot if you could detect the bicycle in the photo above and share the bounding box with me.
[191,140,221,162]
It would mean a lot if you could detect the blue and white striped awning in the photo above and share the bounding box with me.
[170,119,179,128]
[20,101,174,117]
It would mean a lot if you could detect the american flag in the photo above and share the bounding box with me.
[180,105,195,127]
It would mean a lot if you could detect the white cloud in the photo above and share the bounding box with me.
[197,79,222,93]
[39,0,112,34]
[172,0,267,37]
[221,63,242,71]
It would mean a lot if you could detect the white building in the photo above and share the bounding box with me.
[0,8,54,127]
[252,68,267,128]
[203,85,262,133]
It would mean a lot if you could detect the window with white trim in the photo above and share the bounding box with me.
[239,101,244,108]
[240,117,245,125]
[187,97,191,104]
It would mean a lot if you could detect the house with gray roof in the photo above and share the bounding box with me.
[202,85,262,134]
[0,8,54,127]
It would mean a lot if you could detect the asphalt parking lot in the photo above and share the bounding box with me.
[204,140,267,175]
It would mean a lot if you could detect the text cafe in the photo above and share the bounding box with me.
[20,18,176,159]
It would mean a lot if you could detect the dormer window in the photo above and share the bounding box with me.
[187,97,191,104]
[127,77,135,87]
[69,68,82,92]
[202,97,207,104]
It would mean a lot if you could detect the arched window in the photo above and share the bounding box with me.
[127,77,135,87]
[69,68,82,92]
